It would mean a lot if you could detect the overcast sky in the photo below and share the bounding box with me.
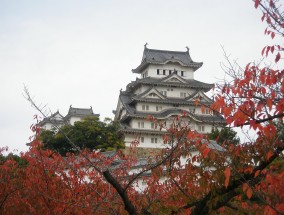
[0,0,274,153]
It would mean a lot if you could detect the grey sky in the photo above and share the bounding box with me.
[0,0,271,152]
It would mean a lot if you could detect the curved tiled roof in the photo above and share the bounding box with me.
[65,106,100,119]
[119,106,225,125]
[117,88,225,125]
[120,126,167,135]
[126,76,213,93]
[38,111,66,126]
[130,89,213,106]
[132,47,203,73]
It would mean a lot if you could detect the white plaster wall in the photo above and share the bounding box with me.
[121,109,127,118]
[130,118,160,131]
[136,102,172,112]
[155,86,195,98]
[134,176,167,192]
[41,121,65,130]
[136,84,196,99]
[69,116,82,125]
[180,150,200,167]
[194,124,212,133]
[42,122,53,130]
[134,102,213,116]
[124,133,166,148]
[136,102,199,113]
[54,114,63,120]
[141,64,194,79]
[115,99,123,120]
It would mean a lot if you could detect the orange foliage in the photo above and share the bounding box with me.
[1,1,284,214]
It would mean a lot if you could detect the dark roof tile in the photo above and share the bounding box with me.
[132,47,203,73]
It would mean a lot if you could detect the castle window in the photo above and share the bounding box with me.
[151,122,155,129]
[142,105,149,111]
[160,91,167,96]
[198,125,205,132]
[181,71,184,76]
[151,137,158,143]
[189,108,195,113]
[180,92,186,98]
[140,137,144,143]
[163,70,166,75]
[157,69,160,75]
[138,122,144,128]
[142,71,148,78]
[205,108,211,115]
[156,106,162,111]
[169,70,172,75]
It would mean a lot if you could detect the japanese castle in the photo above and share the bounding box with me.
[39,105,99,130]
[114,45,225,152]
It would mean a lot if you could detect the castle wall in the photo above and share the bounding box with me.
[141,64,194,79]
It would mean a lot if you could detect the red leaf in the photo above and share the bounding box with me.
[254,170,260,178]
[194,97,199,106]
[264,206,277,215]
[271,32,275,39]
[261,13,266,22]
[276,204,284,212]
[201,105,205,114]
[224,167,230,188]
[271,45,274,53]
[247,187,253,199]
[261,46,266,56]
[266,46,271,56]
[275,52,281,63]
[266,98,273,111]
[202,147,210,158]
[266,151,274,161]
[245,63,251,71]
[254,0,260,8]
[163,135,169,144]
[242,183,248,192]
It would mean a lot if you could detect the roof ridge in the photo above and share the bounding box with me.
[145,48,187,54]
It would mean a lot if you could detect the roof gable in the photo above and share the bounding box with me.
[162,74,187,84]
[187,91,212,103]
[137,87,166,100]
[38,111,65,126]
[51,112,64,120]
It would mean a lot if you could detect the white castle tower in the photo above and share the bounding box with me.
[114,45,225,152]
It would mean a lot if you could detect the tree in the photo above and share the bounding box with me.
[208,127,240,145]
[40,116,125,156]
[1,1,284,214]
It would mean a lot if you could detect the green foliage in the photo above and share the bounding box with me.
[208,127,240,145]
[0,153,28,167]
[40,116,125,156]
[274,119,284,142]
